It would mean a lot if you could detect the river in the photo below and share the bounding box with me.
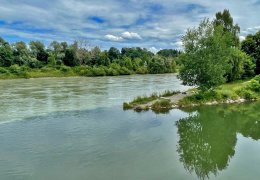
[0,74,259,180]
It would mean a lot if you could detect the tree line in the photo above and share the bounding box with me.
[0,37,180,77]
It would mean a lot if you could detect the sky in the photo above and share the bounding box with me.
[0,0,259,53]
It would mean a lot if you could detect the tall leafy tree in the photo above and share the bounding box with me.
[179,18,233,91]
[214,9,240,47]
[0,37,14,67]
[29,41,48,64]
[241,31,260,74]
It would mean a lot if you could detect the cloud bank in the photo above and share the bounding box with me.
[0,0,259,51]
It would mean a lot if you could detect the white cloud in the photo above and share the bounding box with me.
[149,47,161,54]
[121,32,142,40]
[170,41,183,49]
[239,36,246,41]
[0,0,259,50]
[105,34,124,41]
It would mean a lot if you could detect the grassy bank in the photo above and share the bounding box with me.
[123,90,180,110]
[179,78,259,106]
[124,76,260,111]
[0,64,178,80]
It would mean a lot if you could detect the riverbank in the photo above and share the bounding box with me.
[123,78,260,111]
[0,65,178,80]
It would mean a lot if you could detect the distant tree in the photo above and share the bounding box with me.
[241,31,260,74]
[99,51,110,66]
[108,47,120,61]
[47,53,56,66]
[90,46,101,66]
[157,49,179,58]
[11,41,30,65]
[0,38,14,67]
[29,41,48,64]
[124,57,133,70]
[63,49,77,67]
[214,9,240,47]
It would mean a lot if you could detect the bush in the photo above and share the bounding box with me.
[9,64,20,74]
[20,65,31,72]
[254,75,260,82]
[28,58,43,68]
[235,87,257,100]
[247,79,260,92]
[243,90,257,100]
[93,67,106,76]
[41,66,54,72]
[60,66,71,73]
[107,68,119,76]
[119,67,132,75]
[123,102,133,110]
[0,67,8,74]
[152,99,171,109]
[136,67,147,74]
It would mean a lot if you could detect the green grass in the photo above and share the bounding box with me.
[160,90,180,97]
[123,90,181,109]
[178,78,260,106]
[151,99,171,109]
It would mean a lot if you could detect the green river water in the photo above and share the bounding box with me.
[0,74,259,180]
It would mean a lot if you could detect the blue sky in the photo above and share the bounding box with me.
[0,0,259,53]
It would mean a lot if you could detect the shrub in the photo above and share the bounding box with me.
[0,67,8,74]
[235,87,257,100]
[60,66,71,73]
[123,102,133,110]
[243,90,257,100]
[254,75,260,82]
[152,99,171,109]
[160,90,180,97]
[9,64,20,74]
[230,92,239,100]
[93,67,106,76]
[41,66,54,72]
[247,79,260,92]
[119,67,132,75]
[107,68,119,76]
[20,65,31,72]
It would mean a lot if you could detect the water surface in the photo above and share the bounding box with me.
[0,74,259,180]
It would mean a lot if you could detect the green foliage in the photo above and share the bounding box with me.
[179,18,236,91]
[0,40,14,67]
[157,49,180,58]
[63,49,78,67]
[214,9,240,47]
[235,87,257,100]
[152,99,171,109]
[226,48,245,82]
[0,67,8,74]
[47,53,56,66]
[130,93,158,105]
[123,102,133,110]
[160,90,180,97]
[241,30,260,75]
[92,66,106,76]
[0,35,181,79]
[9,64,20,74]
[247,79,260,92]
[124,57,133,70]
[60,65,71,73]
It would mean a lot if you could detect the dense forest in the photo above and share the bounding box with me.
[0,37,180,78]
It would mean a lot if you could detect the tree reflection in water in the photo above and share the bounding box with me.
[175,102,260,179]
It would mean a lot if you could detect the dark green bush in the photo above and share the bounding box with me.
[0,67,8,74]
